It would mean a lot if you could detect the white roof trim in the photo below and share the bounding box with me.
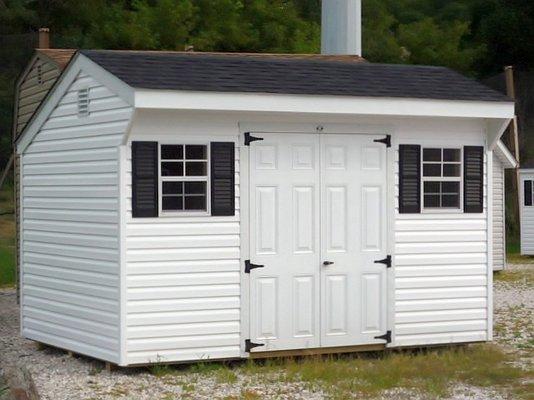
[519,169,534,173]
[16,53,135,154]
[495,140,518,169]
[134,89,515,119]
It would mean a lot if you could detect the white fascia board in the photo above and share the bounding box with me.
[16,53,135,154]
[134,89,515,119]
[519,169,534,174]
[495,140,518,169]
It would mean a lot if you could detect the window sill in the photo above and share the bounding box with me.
[421,208,463,214]
[159,210,210,217]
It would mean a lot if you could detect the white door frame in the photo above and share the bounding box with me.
[238,122,395,357]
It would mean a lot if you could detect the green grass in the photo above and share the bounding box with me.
[0,182,15,287]
[237,344,531,399]
[146,345,531,399]
[507,240,534,264]
[494,268,534,286]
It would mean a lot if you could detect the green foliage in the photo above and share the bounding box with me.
[0,1,533,242]
[0,183,15,286]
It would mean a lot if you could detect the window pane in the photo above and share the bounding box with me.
[442,194,460,208]
[423,163,441,177]
[424,181,440,193]
[442,181,460,194]
[186,162,207,176]
[161,145,183,160]
[443,149,460,162]
[443,164,461,177]
[186,145,207,160]
[161,162,184,176]
[163,182,183,195]
[185,181,206,195]
[423,148,441,162]
[424,194,440,208]
[162,196,183,211]
[184,195,206,210]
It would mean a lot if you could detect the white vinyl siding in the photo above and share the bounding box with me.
[20,72,133,363]
[123,139,240,365]
[492,155,506,270]
[394,141,488,347]
[520,171,534,255]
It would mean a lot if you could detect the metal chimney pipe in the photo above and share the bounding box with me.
[38,28,50,49]
[321,0,362,56]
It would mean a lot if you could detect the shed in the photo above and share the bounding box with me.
[520,163,534,255]
[14,49,515,366]
[11,45,77,293]
[492,142,518,270]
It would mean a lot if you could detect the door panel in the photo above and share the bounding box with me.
[320,134,388,347]
[249,132,388,352]
[249,133,321,351]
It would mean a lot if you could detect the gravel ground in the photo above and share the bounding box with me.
[493,263,534,370]
[1,264,532,400]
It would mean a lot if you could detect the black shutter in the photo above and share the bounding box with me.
[399,144,421,213]
[463,146,484,213]
[211,142,235,216]
[132,141,158,218]
[525,180,533,206]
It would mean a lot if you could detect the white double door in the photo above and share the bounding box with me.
[249,132,389,352]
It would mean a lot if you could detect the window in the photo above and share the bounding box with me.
[422,147,462,210]
[525,180,533,206]
[159,144,209,212]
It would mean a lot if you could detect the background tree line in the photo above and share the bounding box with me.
[1,0,533,201]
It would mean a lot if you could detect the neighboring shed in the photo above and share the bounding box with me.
[520,163,534,255]
[492,141,518,270]
[11,46,76,299]
[14,49,514,366]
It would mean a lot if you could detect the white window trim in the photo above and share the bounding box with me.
[421,147,464,213]
[158,142,211,216]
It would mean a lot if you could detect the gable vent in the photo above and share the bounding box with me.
[78,88,89,117]
[37,64,43,85]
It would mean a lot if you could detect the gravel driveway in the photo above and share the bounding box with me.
[1,264,532,400]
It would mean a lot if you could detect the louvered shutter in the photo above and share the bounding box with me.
[211,142,235,216]
[399,144,421,213]
[525,180,533,206]
[463,146,484,213]
[132,141,158,218]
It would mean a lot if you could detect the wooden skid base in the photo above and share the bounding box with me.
[249,344,386,359]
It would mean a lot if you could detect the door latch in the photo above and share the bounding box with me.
[323,261,334,266]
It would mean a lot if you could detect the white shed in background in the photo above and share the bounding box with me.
[492,142,518,270]
[520,166,534,255]
[14,49,515,366]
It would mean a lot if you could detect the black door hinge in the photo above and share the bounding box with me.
[244,132,264,146]
[374,135,391,148]
[245,339,265,352]
[374,330,392,344]
[374,255,392,268]
[245,260,264,274]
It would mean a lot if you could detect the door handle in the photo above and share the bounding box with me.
[323,261,334,266]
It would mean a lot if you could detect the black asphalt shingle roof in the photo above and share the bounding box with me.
[81,50,512,102]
